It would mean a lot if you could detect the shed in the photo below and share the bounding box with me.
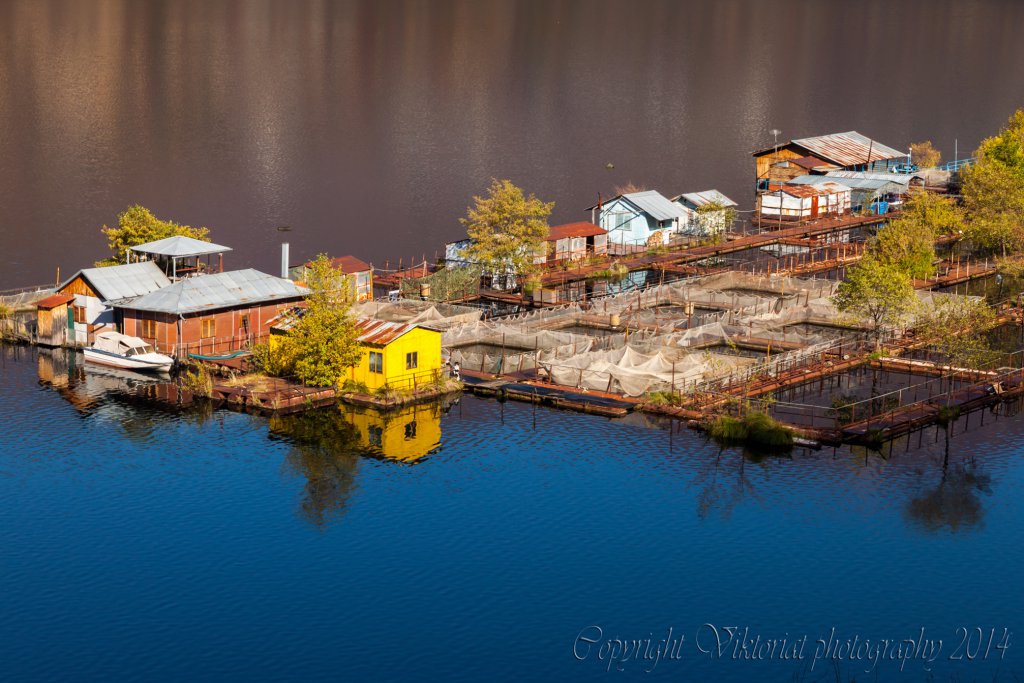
[791,173,905,213]
[754,131,906,189]
[540,222,607,263]
[757,182,851,221]
[270,311,443,391]
[115,268,308,357]
[34,293,74,347]
[57,261,172,345]
[587,190,688,250]
[672,190,738,236]
[289,255,374,302]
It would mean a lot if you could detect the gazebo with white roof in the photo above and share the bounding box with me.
[130,235,233,281]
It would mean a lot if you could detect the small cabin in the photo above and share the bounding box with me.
[672,190,739,236]
[754,131,906,190]
[539,222,608,264]
[57,261,172,345]
[290,255,373,302]
[33,294,74,347]
[270,312,443,391]
[588,190,688,251]
[757,182,851,222]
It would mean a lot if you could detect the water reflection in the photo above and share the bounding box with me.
[270,401,449,526]
[906,458,991,534]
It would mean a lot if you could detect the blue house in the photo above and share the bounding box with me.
[587,190,688,251]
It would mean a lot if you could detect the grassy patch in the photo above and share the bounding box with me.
[708,411,794,449]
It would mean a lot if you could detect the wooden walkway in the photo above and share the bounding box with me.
[538,213,890,288]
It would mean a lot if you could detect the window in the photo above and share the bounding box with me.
[367,425,383,447]
[73,306,87,324]
[140,318,157,339]
[406,351,418,370]
[368,351,383,374]
[201,319,216,339]
[240,314,250,335]
[404,421,417,439]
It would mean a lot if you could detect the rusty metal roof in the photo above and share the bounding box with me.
[791,132,904,167]
[35,293,75,309]
[754,131,904,166]
[771,181,850,198]
[545,222,607,241]
[268,309,437,346]
[327,255,371,274]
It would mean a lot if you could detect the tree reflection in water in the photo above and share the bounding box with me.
[906,423,992,534]
[270,409,364,529]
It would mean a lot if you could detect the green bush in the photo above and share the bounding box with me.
[342,379,370,394]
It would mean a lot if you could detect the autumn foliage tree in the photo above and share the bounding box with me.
[98,205,211,266]
[871,190,963,279]
[271,254,362,387]
[833,256,917,347]
[460,179,553,289]
[910,141,941,168]
[961,109,1024,257]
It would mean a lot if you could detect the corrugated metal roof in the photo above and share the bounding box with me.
[354,318,421,345]
[673,189,738,209]
[130,235,232,257]
[791,131,904,167]
[268,308,434,346]
[825,170,916,186]
[789,155,836,170]
[60,261,172,303]
[35,293,75,309]
[121,268,308,314]
[545,222,607,241]
[327,255,371,274]
[621,190,688,222]
[772,181,850,197]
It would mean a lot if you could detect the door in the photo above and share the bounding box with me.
[810,195,819,218]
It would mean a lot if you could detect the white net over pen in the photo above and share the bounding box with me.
[353,299,482,328]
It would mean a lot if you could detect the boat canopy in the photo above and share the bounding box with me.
[93,331,156,357]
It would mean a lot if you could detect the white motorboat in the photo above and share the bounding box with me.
[83,331,174,372]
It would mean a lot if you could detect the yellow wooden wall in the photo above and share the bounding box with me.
[349,327,442,390]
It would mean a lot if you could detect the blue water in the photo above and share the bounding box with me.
[1,345,1021,682]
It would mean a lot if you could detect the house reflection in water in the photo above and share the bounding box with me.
[342,402,443,463]
[270,399,449,526]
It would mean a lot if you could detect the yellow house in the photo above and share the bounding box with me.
[348,318,443,391]
[342,402,442,463]
[269,312,443,390]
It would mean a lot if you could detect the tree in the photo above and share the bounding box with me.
[460,179,553,289]
[913,296,999,370]
[694,201,737,240]
[833,256,917,347]
[910,141,941,168]
[97,205,211,266]
[870,190,962,279]
[275,254,363,387]
[961,109,1024,257]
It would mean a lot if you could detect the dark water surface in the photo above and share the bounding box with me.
[3,0,1024,287]
[1,346,1022,682]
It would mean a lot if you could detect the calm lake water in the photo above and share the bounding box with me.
[1,346,1022,682]
[3,3,1024,681]
[3,0,1024,287]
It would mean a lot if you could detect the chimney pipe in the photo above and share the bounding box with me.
[281,242,290,279]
